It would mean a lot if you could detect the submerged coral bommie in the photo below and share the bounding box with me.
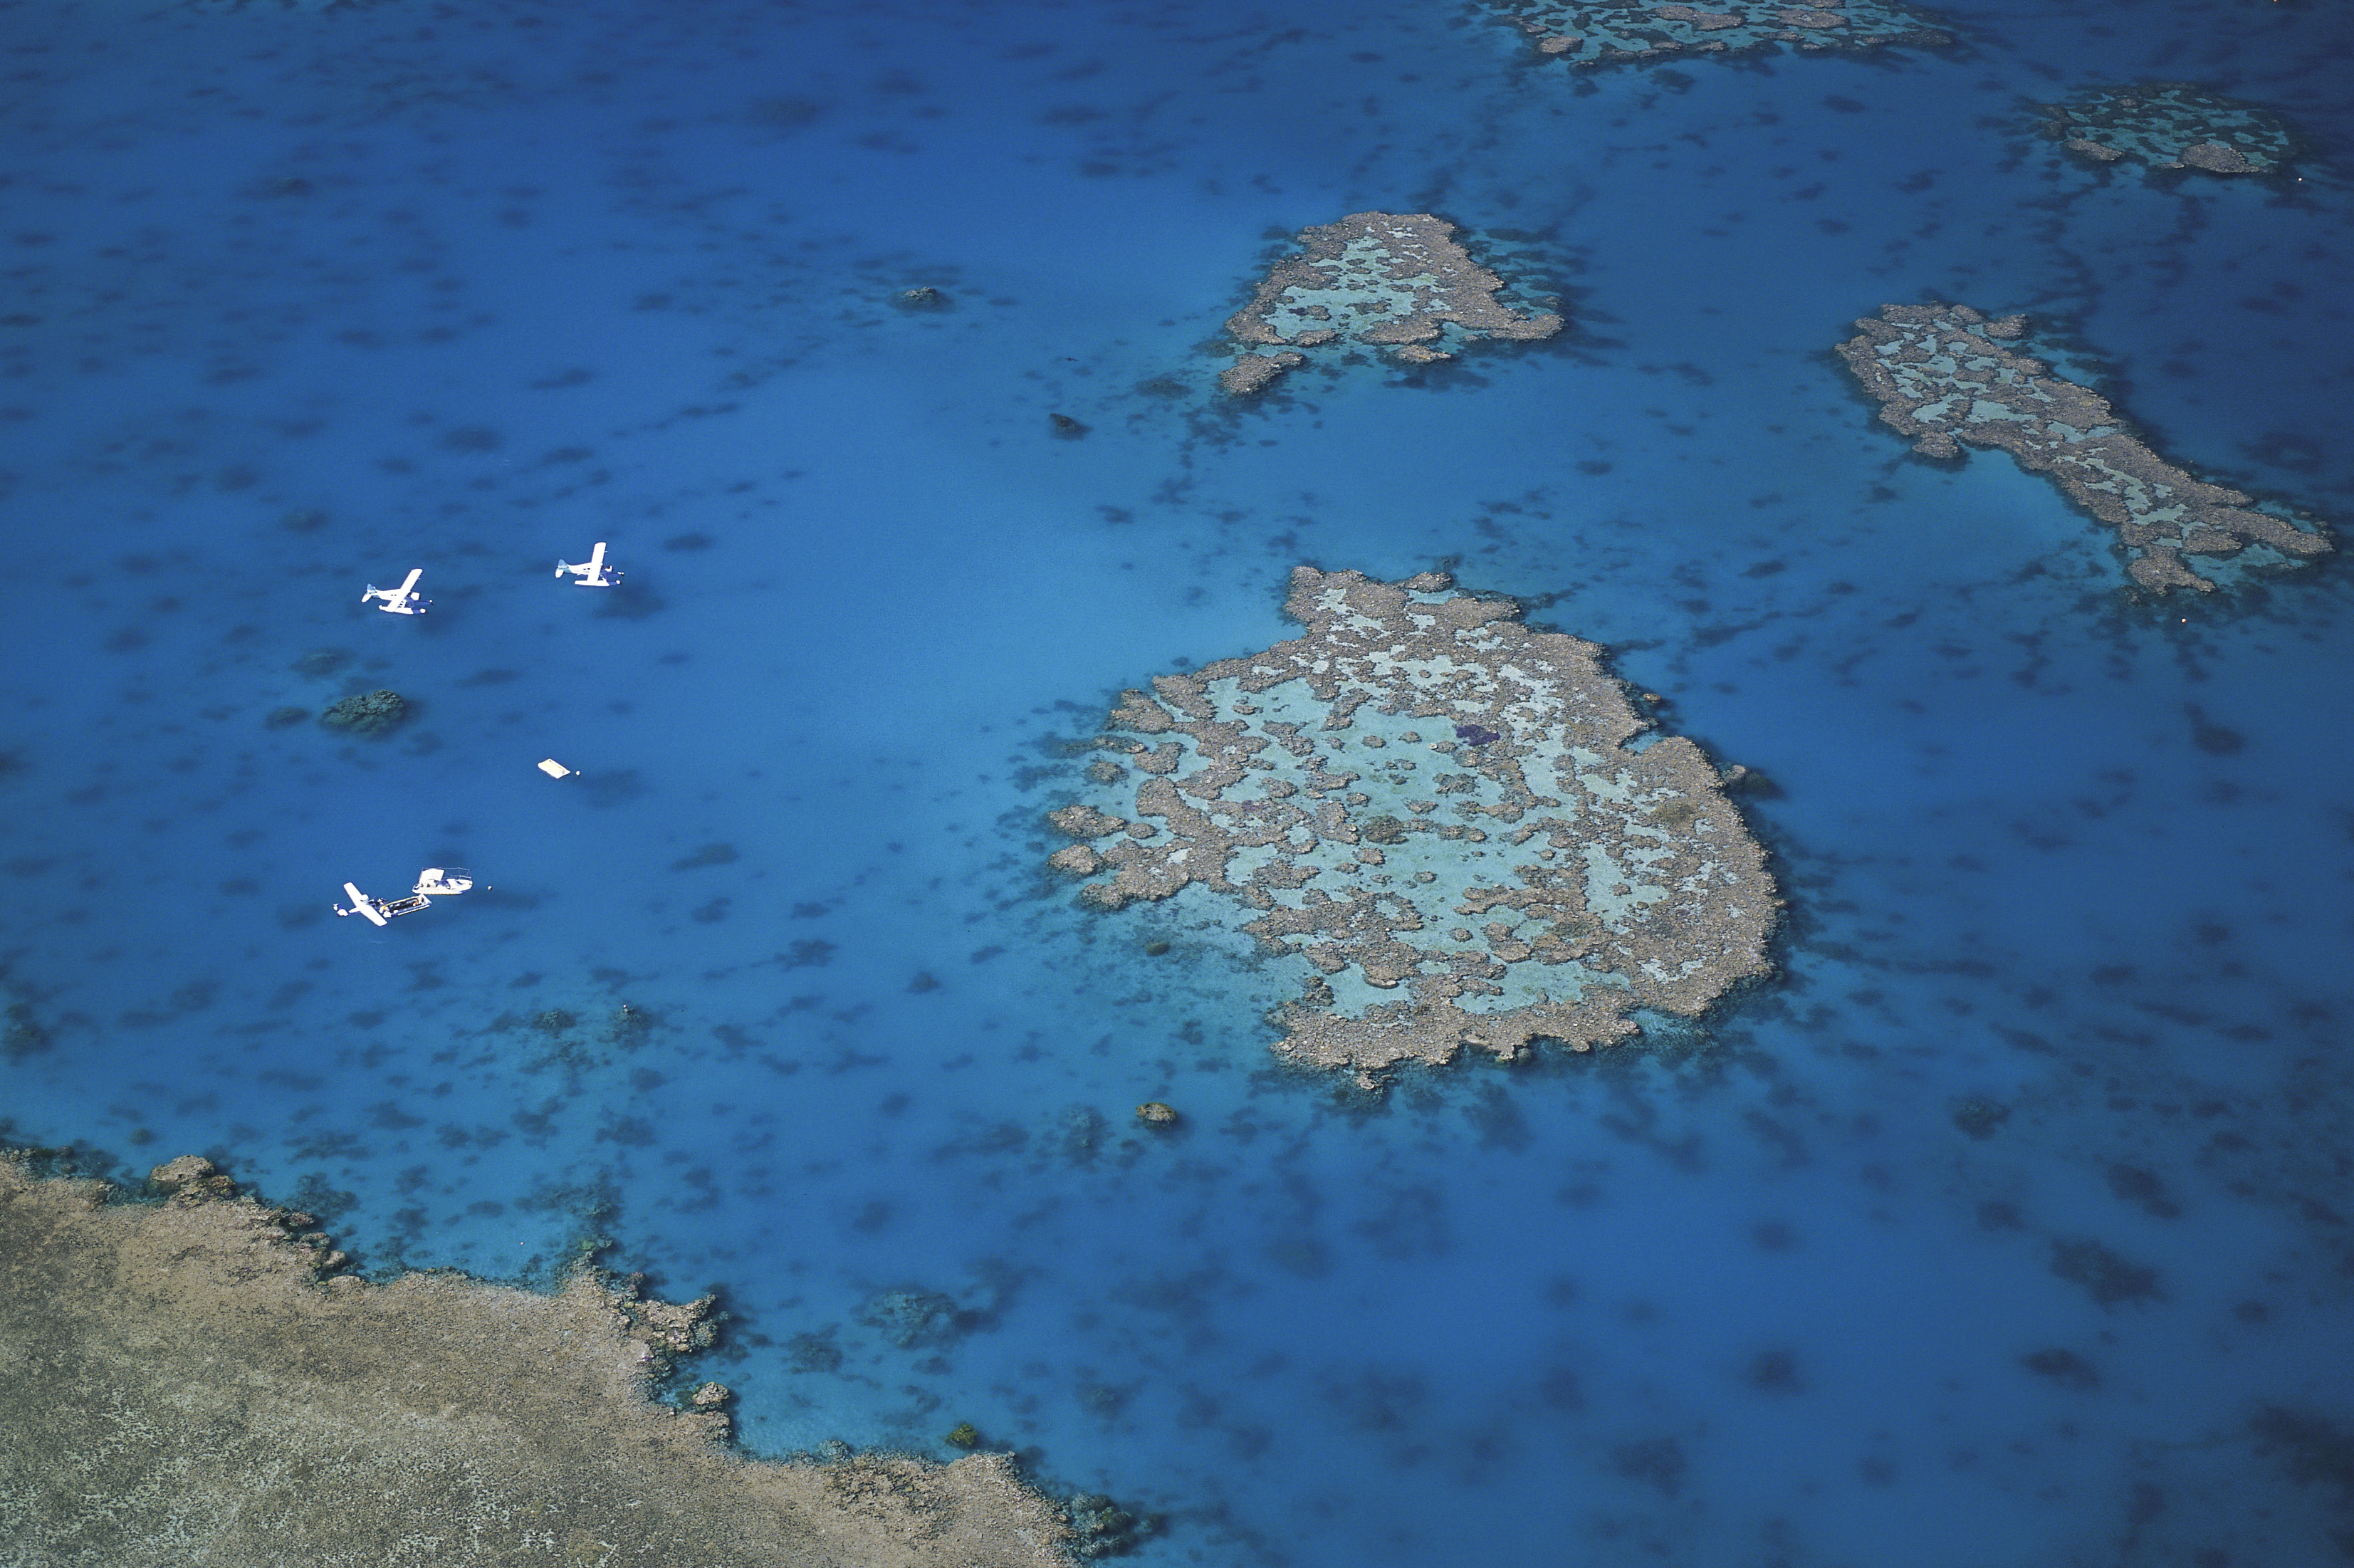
[2037,83,2298,174]
[320,687,410,735]
[1487,0,1950,70]
[0,1151,1071,1568]
[1220,213,1561,396]
[1052,568,1778,1084]
[1838,303,2332,593]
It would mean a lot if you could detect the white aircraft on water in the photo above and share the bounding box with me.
[555,541,622,587]
[361,567,429,615]
[334,868,474,927]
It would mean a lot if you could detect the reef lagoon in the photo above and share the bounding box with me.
[2,0,2352,1563]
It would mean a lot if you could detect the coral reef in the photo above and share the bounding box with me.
[1487,0,1950,70]
[1219,214,1560,396]
[1051,568,1778,1085]
[0,1151,1072,1568]
[320,687,410,735]
[1838,303,2331,593]
[2038,83,2297,174]
[857,1287,968,1349]
[1951,1096,2011,1139]
[1064,1493,1151,1559]
[2,976,49,1062]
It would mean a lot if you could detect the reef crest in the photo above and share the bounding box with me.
[0,1152,1072,1568]
[1220,214,1559,396]
[2037,83,2296,174]
[1837,303,2331,593]
[1052,568,1778,1084]
[1487,0,1949,69]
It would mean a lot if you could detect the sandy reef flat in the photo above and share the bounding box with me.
[1051,568,1778,1085]
[1219,213,1560,396]
[0,1153,1072,1568]
[2036,83,2298,174]
[1838,303,2333,594]
[1485,0,1950,70]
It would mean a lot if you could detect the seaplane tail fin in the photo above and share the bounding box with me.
[555,560,573,577]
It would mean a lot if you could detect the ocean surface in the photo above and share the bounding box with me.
[3,0,2351,1562]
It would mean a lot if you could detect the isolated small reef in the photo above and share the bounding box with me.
[320,687,410,736]
[1050,568,1778,1085]
[1220,213,1560,396]
[1838,303,2332,593]
[2038,83,2296,175]
[1487,0,1950,69]
[0,1152,1073,1568]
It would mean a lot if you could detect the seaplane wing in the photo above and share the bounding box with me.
[338,883,389,926]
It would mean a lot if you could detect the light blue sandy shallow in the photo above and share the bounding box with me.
[2,0,2352,1563]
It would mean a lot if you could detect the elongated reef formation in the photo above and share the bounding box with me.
[0,1152,1072,1568]
[1838,303,2331,593]
[1220,213,1560,396]
[2037,83,2296,174]
[1051,568,1777,1084]
[1488,0,1949,69]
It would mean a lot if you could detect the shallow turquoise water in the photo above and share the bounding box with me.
[3,0,2352,1562]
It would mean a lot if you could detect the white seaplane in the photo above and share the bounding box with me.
[334,867,473,927]
[555,541,622,587]
[361,567,429,615]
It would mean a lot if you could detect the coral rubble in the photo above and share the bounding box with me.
[1051,568,1778,1084]
[1219,214,1560,397]
[1487,0,1949,70]
[0,1151,1071,1568]
[2037,83,2297,174]
[1837,303,2331,593]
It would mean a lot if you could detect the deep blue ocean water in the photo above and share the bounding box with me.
[3,0,2352,1562]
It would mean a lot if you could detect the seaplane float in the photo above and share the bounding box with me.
[334,867,473,927]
